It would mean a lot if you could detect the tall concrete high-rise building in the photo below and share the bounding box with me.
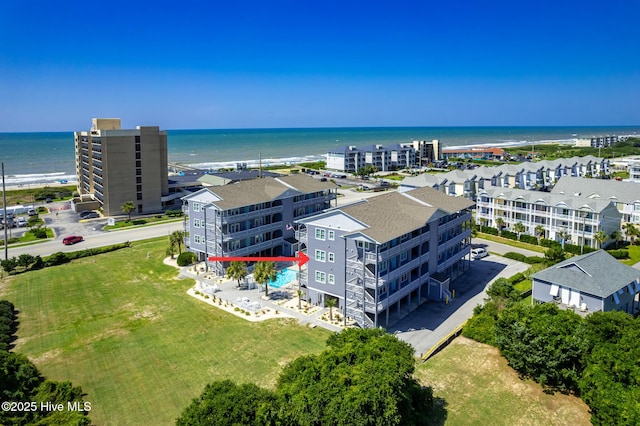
[74,118,168,216]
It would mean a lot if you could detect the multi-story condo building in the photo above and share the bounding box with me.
[475,187,621,249]
[629,160,640,182]
[575,136,619,148]
[441,147,505,161]
[74,118,168,216]
[326,140,440,173]
[182,174,338,275]
[399,156,610,199]
[551,176,640,224]
[295,187,474,329]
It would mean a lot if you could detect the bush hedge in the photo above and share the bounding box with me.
[0,300,16,351]
[509,272,526,284]
[480,226,499,235]
[504,252,526,262]
[177,251,197,266]
[501,230,518,241]
[520,234,539,245]
[525,256,545,264]
[166,209,184,217]
[607,249,629,259]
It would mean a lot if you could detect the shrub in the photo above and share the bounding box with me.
[44,252,69,267]
[176,251,197,266]
[540,238,560,248]
[520,234,539,245]
[166,209,184,217]
[501,230,518,241]
[480,226,499,235]
[607,249,629,259]
[29,227,48,239]
[504,252,526,262]
[509,272,526,284]
[524,256,545,264]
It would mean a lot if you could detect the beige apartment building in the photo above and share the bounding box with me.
[74,118,168,216]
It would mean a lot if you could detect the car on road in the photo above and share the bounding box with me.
[62,235,83,245]
[27,209,37,216]
[471,248,489,259]
[81,212,100,219]
[17,217,27,227]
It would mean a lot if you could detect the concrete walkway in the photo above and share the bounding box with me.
[177,263,345,332]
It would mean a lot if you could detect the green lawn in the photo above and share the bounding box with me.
[476,232,547,253]
[0,236,598,425]
[0,237,330,425]
[415,337,591,426]
[621,244,640,266]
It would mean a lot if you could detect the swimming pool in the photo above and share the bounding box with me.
[269,268,297,289]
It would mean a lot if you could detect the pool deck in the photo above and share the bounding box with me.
[175,260,347,332]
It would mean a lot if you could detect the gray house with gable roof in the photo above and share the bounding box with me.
[532,250,640,315]
[296,186,474,329]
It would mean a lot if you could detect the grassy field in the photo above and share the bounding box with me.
[0,237,331,425]
[476,232,547,253]
[0,236,596,425]
[415,337,591,426]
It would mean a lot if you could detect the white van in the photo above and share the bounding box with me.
[471,248,489,259]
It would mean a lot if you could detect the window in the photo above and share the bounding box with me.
[229,223,240,233]
[193,203,200,212]
[315,271,326,283]
[136,160,142,168]
[315,228,326,240]
[136,177,142,184]
[194,234,201,244]
[136,193,142,200]
[328,252,335,262]
[136,185,142,192]
[328,274,335,285]
[194,218,200,228]
[315,250,326,262]
[328,230,335,240]
[400,251,408,262]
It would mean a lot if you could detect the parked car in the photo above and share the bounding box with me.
[17,217,27,227]
[471,248,489,259]
[62,235,83,245]
[27,209,37,216]
[82,212,100,219]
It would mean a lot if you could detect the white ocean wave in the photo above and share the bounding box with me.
[186,154,325,171]
[5,172,77,186]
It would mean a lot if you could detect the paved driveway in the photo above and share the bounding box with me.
[390,255,530,357]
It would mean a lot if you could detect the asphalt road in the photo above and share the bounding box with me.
[5,202,184,258]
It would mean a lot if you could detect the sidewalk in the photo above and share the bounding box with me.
[175,261,345,332]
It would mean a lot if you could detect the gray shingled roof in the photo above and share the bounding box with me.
[340,192,439,243]
[406,186,475,213]
[478,187,616,213]
[551,176,640,204]
[338,186,473,243]
[532,250,640,297]
[204,175,336,210]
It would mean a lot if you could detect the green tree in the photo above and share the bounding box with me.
[623,223,638,244]
[544,245,566,265]
[486,277,520,306]
[513,222,526,241]
[0,257,18,275]
[254,261,277,297]
[495,217,505,236]
[121,201,135,222]
[610,230,623,249]
[176,380,277,426]
[494,303,585,392]
[594,230,607,249]
[535,225,545,244]
[170,230,186,255]
[557,228,571,249]
[226,261,248,287]
[356,164,377,179]
[325,297,337,321]
[275,328,436,425]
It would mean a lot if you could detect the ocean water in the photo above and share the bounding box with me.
[1,126,639,186]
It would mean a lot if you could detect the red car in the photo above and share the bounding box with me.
[62,235,83,245]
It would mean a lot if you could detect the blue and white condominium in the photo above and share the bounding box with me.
[296,187,474,329]
[182,174,337,275]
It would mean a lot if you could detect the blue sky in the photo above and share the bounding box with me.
[1,0,639,131]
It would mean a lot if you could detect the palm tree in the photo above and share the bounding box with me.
[254,261,277,297]
[558,228,571,250]
[170,230,186,254]
[226,261,248,288]
[623,223,638,244]
[535,225,545,244]
[594,230,607,249]
[495,217,505,236]
[296,289,304,310]
[325,297,337,321]
[121,201,135,222]
[513,222,526,241]
[610,230,623,249]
